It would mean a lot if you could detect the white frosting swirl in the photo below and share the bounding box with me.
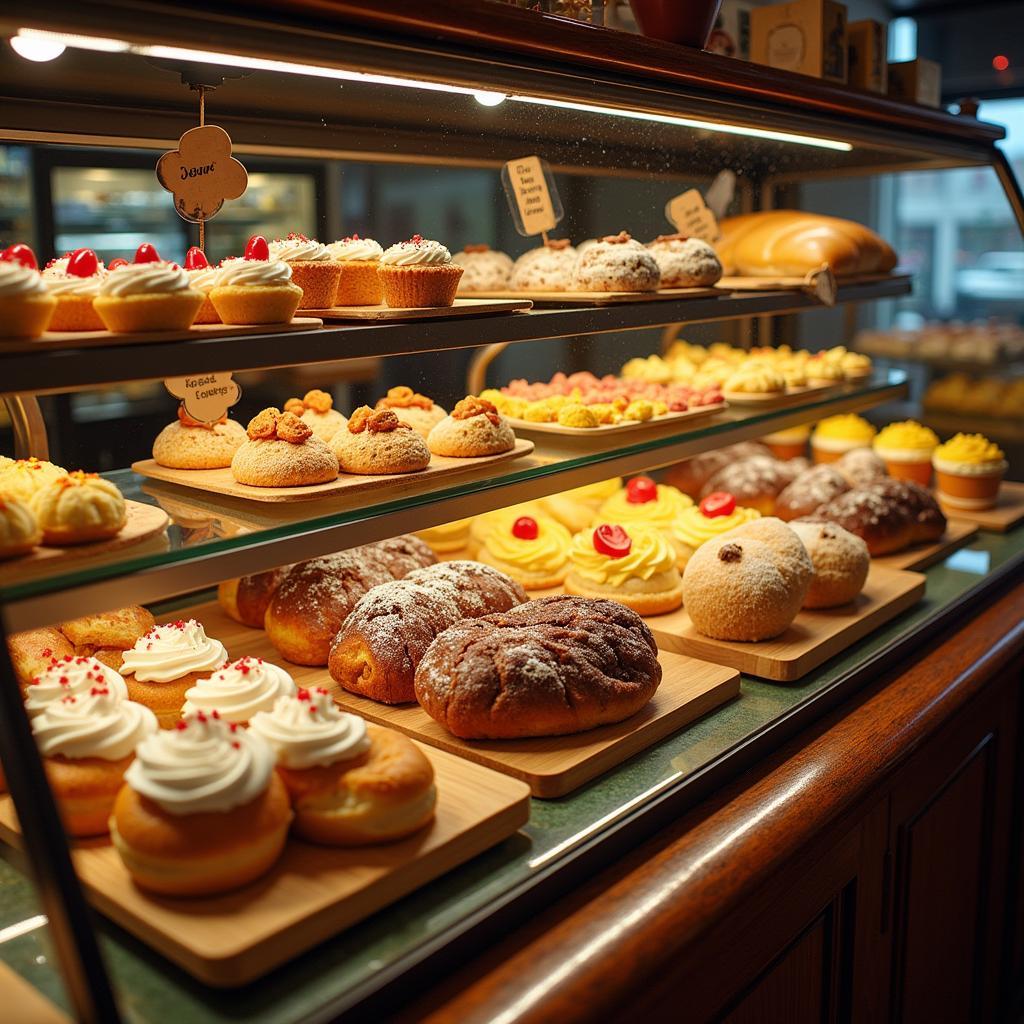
[269,236,331,262]
[25,655,128,719]
[0,263,47,297]
[182,656,296,723]
[32,689,157,761]
[98,262,192,296]
[213,257,294,287]
[124,713,274,815]
[186,265,221,292]
[380,238,452,266]
[326,236,383,262]
[250,688,370,769]
[121,619,227,683]
[44,273,104,296]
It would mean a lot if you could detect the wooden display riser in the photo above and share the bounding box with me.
[935,481,1024,533]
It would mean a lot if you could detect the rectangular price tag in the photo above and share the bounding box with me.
[501,156,563,237]
[665,188,720,242]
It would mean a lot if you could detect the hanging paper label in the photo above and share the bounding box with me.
[501,156,563,237]
[164,372,241,424]
[704,170,737,221]
[665,188,720,242]
[156,125,248,224]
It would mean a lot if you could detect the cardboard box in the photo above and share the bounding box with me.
[751,0,848,82]
[708,0,754,61]
[888,58,942,107]
[847,19,887,93]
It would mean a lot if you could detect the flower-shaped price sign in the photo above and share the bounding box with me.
[156,125,247,224]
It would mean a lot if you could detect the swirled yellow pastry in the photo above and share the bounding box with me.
[482,514,571,573]
[672,504,761,551]
[598,484,692,530]
[569,524,677,587]
[933,432,1004,465]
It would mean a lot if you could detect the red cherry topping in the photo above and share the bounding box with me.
[593,524,632,558]
[699,491,736,518]
[66,248,98,278]
[1,243,38,270]
[185,246,209,270]
[108,257,129,270]
[245,235,270,261]
[625,476,657,504]
[134,243,161,263]
[512,516,539,541]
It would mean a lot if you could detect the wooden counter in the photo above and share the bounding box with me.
[403,580,1024,1023]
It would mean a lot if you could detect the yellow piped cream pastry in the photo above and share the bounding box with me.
[0,495,41,558]
[0,457,67,504]
[671,491,761,569]
[477,512,571,590]
[415,517,473,554]
[811,414,876,464]
[30,471,126,545]
[932,433,1007,511]
[597,477,692,533]
[467,502,542,556]
[873,420,939,485]
[723,364,786,395]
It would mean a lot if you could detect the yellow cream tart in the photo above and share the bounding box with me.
[597,477,692,534]
[671,492,761,569]
[932,433,1007,510]
[477,513,571,590]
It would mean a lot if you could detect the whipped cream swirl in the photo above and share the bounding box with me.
[32,689,157,761]
[183,656,296,723]
[269,236,330,262]
[121,619,227,683]
[250,687,370,769]
[0,263,47,297]
[186,265,221,292]
[380,238,452,266]
[98,262,192,296]
[25,655,128,719]
[326,236,383,261]
[213,257,294,287]
[124,712,274,815]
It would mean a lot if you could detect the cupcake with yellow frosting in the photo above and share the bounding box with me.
[671,491,761,569]
[597,476,692,534]
[477,513,572,590]
[761,424,810,461]
[811,415,877,464]
[932,433,1007,510]
[873,420,940,485]
[415,517,473,555]
[565,522,682,615]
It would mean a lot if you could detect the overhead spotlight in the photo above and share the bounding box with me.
[9,30,66,63]
[473,90,507,107]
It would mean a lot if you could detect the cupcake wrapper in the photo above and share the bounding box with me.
[93,292,204,333]
[334,261,383,306]
[0,294,57,339]
[288,262,342,310]
[379,264,463,309]
[209,285,303,325]
[50,294,105,332]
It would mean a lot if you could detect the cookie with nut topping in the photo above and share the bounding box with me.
[230,407,338,488]
[330,405,431,475]
[426,396,516,458]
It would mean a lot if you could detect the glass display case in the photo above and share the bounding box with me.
[0,4,1021,1021]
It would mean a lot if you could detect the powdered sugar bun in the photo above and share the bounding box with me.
[572,232,660,292]
[775,465,850,521]
[646,234,723,287]
[788,520,869,609]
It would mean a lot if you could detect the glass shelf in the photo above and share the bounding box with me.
[0,373,907,630]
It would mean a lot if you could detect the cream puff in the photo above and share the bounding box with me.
[182,655,296,725]
[120,619,228,727]
[25,654,128,719]
[282,389,347,443]
[0,495,41,559]
[250,688,436,845]
[30,471,126,545]
[111,712,291,896]
[0,457,67,505]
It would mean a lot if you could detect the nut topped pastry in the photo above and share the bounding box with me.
[283,388,347,443]
[510,238,578,292]
[374,385,447,438]
[330,406,431,475]
[153,405,247,470]
[426,396,515,457]
[453,244,514,292]
[572,232,661,293]
[30,471,126,545]
[231,406,339,488]
[646,234,722,288]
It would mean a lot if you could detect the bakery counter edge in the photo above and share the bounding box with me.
[400,576,1024,1024]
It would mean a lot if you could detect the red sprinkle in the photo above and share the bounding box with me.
[175,720,188,730]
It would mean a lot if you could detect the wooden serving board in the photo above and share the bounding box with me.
[131,439,533,504]
[9,318,323,352]
[935,480,1024,533]
[720,383,838,407]
[0,963,68,1024]
[0,747,529,988]
[460,286,721,306]
[505,401,726,440]
[874,519,978,572]
[646,565,926,682]
[303,298,531,320]
[0,501,169,584]
[716,272,911,291]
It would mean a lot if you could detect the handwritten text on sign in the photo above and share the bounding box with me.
[165,372,241,424]
[665,189,720,243]
[503,156,559,236]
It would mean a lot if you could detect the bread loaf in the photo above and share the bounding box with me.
[414,595,661,739]
[329,561,527,704]
[217,568,290,628]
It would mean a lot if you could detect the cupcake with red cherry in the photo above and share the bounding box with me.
[565,522,682,615]
[597,475,693,535]
[671,491,761,569]
[43,248,107,331]
[209,235,303,325]
[183,247,221,324]
[476,512,572,590]
[0,244,57,340]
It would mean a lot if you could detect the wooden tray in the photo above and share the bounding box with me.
[646,565,926,682]
[720,383,837,407]
[131,439,534,504]
[874,519,978,572]
[505,401,726,441]
[0,747,529,988]
[716,272,911,291]
[303,298,531,320]
[0,501,169,584]
[460,286,721,306]
[936,481,1024,533]
[7,318,323,352]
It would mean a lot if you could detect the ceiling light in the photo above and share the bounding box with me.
[474,90,507,107]
[9,31,66,62]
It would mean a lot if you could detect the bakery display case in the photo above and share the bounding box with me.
[0,4,1022,1022]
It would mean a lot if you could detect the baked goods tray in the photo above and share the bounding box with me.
[131,439,534,504]
[716,272,912,292]
[0,747,529,988]
[459,286,720,307]
[935,480,1024,533]
[874,519,978,572]
[720,383,846,406]
[302,298,531,320]
[505,401,727,442]
[0,501,169,585]
[6,318,324,352]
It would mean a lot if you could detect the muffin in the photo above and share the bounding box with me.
[183,246,220,324]
[209,236,304,324]
[269,233,340,310]
[476,512,572,590]
[761,424,811,460]
[94,258,204,333]
[331,406,431,475]
[42,248,106,331]
[0,246,57,339]
[597,476,692,534]
[932,433,1007,511]
[231,407,339,488]
[572,232,660,292]
[0,495,41,559]
[510,238,577,291]
[181,655,296,725]
[283,388,347,443]
[378,236,463,308]
[873,420,940,485]
[152,406,247,470]
[325,234,384,305]
[671,491,761,569]
[645,234,723,287]
[374,386,447,438]
[30,471,126,545]
[811,414,877,464]
[426,397,515,457]
[453,244,514,292]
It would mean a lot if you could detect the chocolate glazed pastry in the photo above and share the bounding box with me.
[329,561,527,705]
[414,595,662,739]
